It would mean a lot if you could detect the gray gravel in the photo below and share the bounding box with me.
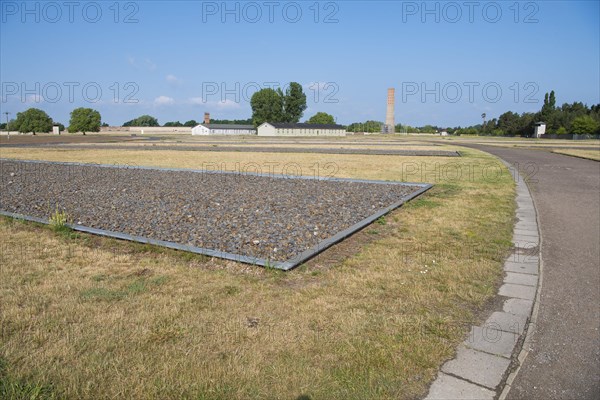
[1,159,423,264]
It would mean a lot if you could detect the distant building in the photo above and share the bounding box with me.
[384,88,395,134]
[257,122,346,137]
[192,124,256,135]
[534,122,546,138]
[192,112,256,135]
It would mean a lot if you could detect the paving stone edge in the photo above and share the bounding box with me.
[424,158,543,400]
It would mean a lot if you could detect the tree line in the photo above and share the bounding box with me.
[4,107,101,135]
[453,91,600,136]
[12,89,594,136]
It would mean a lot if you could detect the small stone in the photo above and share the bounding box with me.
[253,240,260,245]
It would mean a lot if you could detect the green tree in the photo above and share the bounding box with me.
[540,90,557,130]
[497,111,520,135]
[210,118,253,125]
[571,115,600,135]
[283,82,307,123]
[163,121,183,127]
[420,125,438,133]
[556,126,568,135]
[251,88,284,126]
[13,108,53,135]
[183,120,198,127]
[123,115,159,127]
[68,108,101,135]
[307,112,335,125]
[347,120,383,133]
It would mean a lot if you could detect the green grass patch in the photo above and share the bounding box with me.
[0,358,59,400]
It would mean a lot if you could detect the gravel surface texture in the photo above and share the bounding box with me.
[0,144,460,156]
[1,159,425,265]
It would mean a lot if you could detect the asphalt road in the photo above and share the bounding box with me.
[465,145,600,399]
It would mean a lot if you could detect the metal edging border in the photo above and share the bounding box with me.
[0,159,433,270]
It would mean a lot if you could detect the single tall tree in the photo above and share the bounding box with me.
[283,82,307,123]
[251,88,284,126]
[540,90,556,119]
[13,108,53,135]
[68,108,101,135]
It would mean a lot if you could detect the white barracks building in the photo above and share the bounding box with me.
[257,122,346,137]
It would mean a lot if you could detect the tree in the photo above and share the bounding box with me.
[68,108,101,135]
[163,121,183,127]
[540,90,557,128]
[497,111,520,135]
[517,112,537,137]
[307,112,335,125]
[346,120,383,133]
[210,118,253,125]
[556,126,568,135]
[250,88,284,126]
[183,120,198,127]
[571,115,600,135]
[283,82,307,123]
[13,108,53,135]
[123,115,159,127]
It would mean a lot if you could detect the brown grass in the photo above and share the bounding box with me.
[0,145,514,399]
[552,149,600,161]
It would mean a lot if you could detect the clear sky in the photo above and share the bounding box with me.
[1,0,599,126]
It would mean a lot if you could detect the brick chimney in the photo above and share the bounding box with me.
[204,112,210,125]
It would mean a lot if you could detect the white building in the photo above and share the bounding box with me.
[192,124,256,135]
[257,122,346,137]
[534,122,546,138]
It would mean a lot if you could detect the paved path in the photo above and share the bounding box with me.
[466,145,600,399]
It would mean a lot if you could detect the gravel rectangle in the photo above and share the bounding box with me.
[0,159,430,269]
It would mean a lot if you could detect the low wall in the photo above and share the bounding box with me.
[541,134,600,140]
[100,126,192,134]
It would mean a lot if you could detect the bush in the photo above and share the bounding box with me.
[571,115,600,135]
[556,126,568,135]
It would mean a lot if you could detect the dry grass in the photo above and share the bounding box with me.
[0,145,514,399]
[552,149,600,161]
[67,143,453,152]
[0,147,464,181]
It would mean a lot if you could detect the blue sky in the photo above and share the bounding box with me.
[1,0,599,126]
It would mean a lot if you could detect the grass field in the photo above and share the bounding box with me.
[0,140,515,399]
[552,149,600,161]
